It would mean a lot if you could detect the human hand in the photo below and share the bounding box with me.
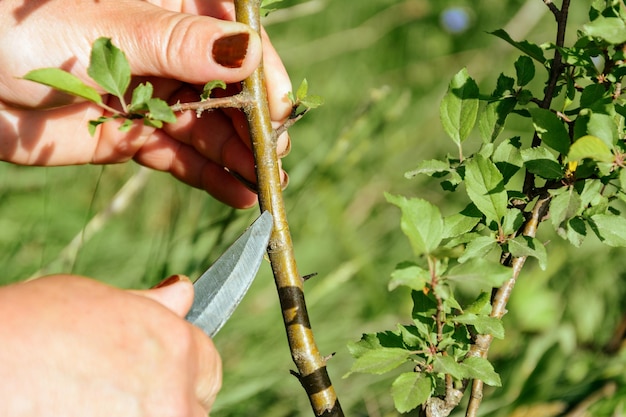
[0,0,291,208]
[0,274,221,417]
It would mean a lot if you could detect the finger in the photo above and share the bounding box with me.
[259,28,293,123]
[193,326,223,413]
[132,128,258,208]
[130,275,194,317]
[103,2,262,84]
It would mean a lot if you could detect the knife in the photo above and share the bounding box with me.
[185,211,273,337]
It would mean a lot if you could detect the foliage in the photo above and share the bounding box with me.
[24,37,176,134]
[347,1,626,415]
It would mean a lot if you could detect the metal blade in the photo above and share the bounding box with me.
[185,211,273,337]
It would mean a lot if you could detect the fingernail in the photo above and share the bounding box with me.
[212,32,250,68]
[281,171,289,190]
[152,274,183,289]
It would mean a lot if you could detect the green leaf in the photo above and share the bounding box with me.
[462,357,502,386]
[23,68,102,104]
[389,262,430,292]
[260,0,284,16]
[584,16,626,44]
[296,78,309,101]
[521,147,564,179]
[501,208,524,236]
[478,98,516,143]
[550,188,582,231]
[88,116,113,136]
[489,29,546,63]
[587,113,618,147]
[88,37,131,100]
[464,155,508,225]
[454,314,505,339]
[386,193,443,256]
[128,82,153,112]
[440,68,480,146]
[201,80,227,101]
[405,159,451,178]
[147,98,176,124]
[458,236,498,263]
[514,55,535,86]
[300,95,324,109]
[465,292,492,315]
[568,135,613,163]
[346,347,411,376]
[392,373,432,413]
[433,355,466,380]
[442,210,481,239]
[447,258,511,287]
[589,214,626,247]
[528,108,571,154]
[492,137,523,184]
[508,236,548,270]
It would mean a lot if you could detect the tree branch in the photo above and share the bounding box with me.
[233,1,344,416]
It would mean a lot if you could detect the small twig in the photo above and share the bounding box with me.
[170,93,252,113]
[543,0,560,17]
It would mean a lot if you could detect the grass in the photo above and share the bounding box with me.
[1,1,625,416]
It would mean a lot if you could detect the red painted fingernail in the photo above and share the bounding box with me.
[212,32,250,68]
[152,275,183,289]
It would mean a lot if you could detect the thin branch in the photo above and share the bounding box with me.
[464,195,551,417]
[234,1,344,416]
[169,93,252,113]
[543,0,560,18]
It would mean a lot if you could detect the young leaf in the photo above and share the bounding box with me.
[447,258,512,288]
[23,68,102,104]
[589,214,626,247]
[440,68,480,147]
[201,80,227,101]
[385,193,444,256]
[514,55,535,86]
[88,116,113,136]
[389,262,430,292]
[405,159,451,178]
[464,155,508,225]
[583,16,626,44]
[508,236,548,270]
[296,78,309,102]
[550,188,582,231]
[346,347,411,376]
[299,95,324,109]
[521,146,564,179]
[462,357,502,386]
[442,209,481,239]
[568,135,614,163]
[489,29,546,63]
[433,355,467,380]
[492,137,523,184]
[88,37,131,100]
[454,314,505,339]
[528,108,571,154]
[391,373,432,413]
[147,98,176,124]
[458,236,498,264]
[128,82,153,112]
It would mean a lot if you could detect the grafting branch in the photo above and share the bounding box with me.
[233,1,344,416]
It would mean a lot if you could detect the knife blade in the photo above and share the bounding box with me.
[185,211,273,337]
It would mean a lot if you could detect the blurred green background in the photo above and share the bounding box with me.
[1,0,625,416]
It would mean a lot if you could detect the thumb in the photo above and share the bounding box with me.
[99,2,262,84]
[130,275,195,317]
